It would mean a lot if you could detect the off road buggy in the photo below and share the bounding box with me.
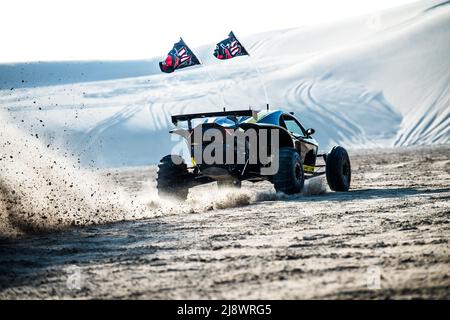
[157,109,351,199]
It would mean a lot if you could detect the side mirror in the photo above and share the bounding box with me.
[306,128,315,137]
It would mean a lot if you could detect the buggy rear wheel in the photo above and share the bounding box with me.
[272,148,304,194]
[157,155,190,200]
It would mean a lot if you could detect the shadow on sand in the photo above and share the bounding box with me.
[290,187,450,203]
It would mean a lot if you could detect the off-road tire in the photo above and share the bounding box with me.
[273,148,304,194]
[326,146,351,192]
[157,155,190,200]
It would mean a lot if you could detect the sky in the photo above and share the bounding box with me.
[0,0,417,63]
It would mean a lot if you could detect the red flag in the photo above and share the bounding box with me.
[159,38,201,73]
[213,31,249,60]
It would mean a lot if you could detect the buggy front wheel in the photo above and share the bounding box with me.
[325,146,351,192]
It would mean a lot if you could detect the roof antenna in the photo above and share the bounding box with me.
[266,104,270,111]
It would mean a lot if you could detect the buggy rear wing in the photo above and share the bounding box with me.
[171,110,258,126]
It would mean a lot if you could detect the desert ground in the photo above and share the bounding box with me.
[0,145,449,299]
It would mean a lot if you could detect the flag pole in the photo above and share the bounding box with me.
[248,55,270,108]
[203,64,227,110]
[232,31,270,108]
[197,54,227,110]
